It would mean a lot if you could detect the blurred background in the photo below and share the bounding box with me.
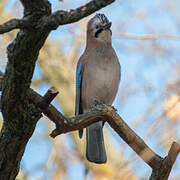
[0,0,180,179]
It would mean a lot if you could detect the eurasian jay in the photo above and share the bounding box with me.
[75,14,121,164]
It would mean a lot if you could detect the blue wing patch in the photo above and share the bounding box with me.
[76,63,82,89]
[75,62,83,138]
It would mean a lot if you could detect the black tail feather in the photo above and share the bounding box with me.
[79,129,83,138]
[86,121,107,164]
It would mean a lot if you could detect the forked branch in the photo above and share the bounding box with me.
[0,18,29,34]
[27,86,180,180]
[0,0,115,34]
[0,71,179,179]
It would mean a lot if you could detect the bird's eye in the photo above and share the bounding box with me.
[95,25,99,29]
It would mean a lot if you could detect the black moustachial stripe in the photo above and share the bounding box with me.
[95,28,103,38]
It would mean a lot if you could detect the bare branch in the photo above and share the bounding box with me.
[19,0,51,15]
[118,33,180,40]
[27,87,65,126]
[38,0,115,29]
[0,71,179,179]
[28,88,180,179]
[0,0,115,34]
[37,87,59,109]
[150,142,180,180]
[47,103,162,168]
[0,19,29,34]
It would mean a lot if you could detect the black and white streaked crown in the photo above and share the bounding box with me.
[95,13,109,24]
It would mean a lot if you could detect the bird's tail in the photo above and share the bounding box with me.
[86,121,107,164]
[79,129,83,138]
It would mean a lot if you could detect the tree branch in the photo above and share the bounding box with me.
[118,33,180,40]
[28,87,180,179]
[37,87,59,109]
[0,19,29,34]
[150,142,180,180]
[20,0,51,15]
[0,0,116,34]
[47,103,163,169]
[39,0,115,29]
[0,70,179,179]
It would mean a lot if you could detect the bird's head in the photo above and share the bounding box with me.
[87,14,112,43]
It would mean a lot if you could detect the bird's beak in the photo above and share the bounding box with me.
[102,22,112,30]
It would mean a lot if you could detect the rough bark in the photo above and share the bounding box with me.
[0,1,51,178]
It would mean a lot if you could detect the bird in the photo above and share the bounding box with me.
[75,13,121,164]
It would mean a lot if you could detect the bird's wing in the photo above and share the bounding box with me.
[75,61,83,116]
[75,60,84,138]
